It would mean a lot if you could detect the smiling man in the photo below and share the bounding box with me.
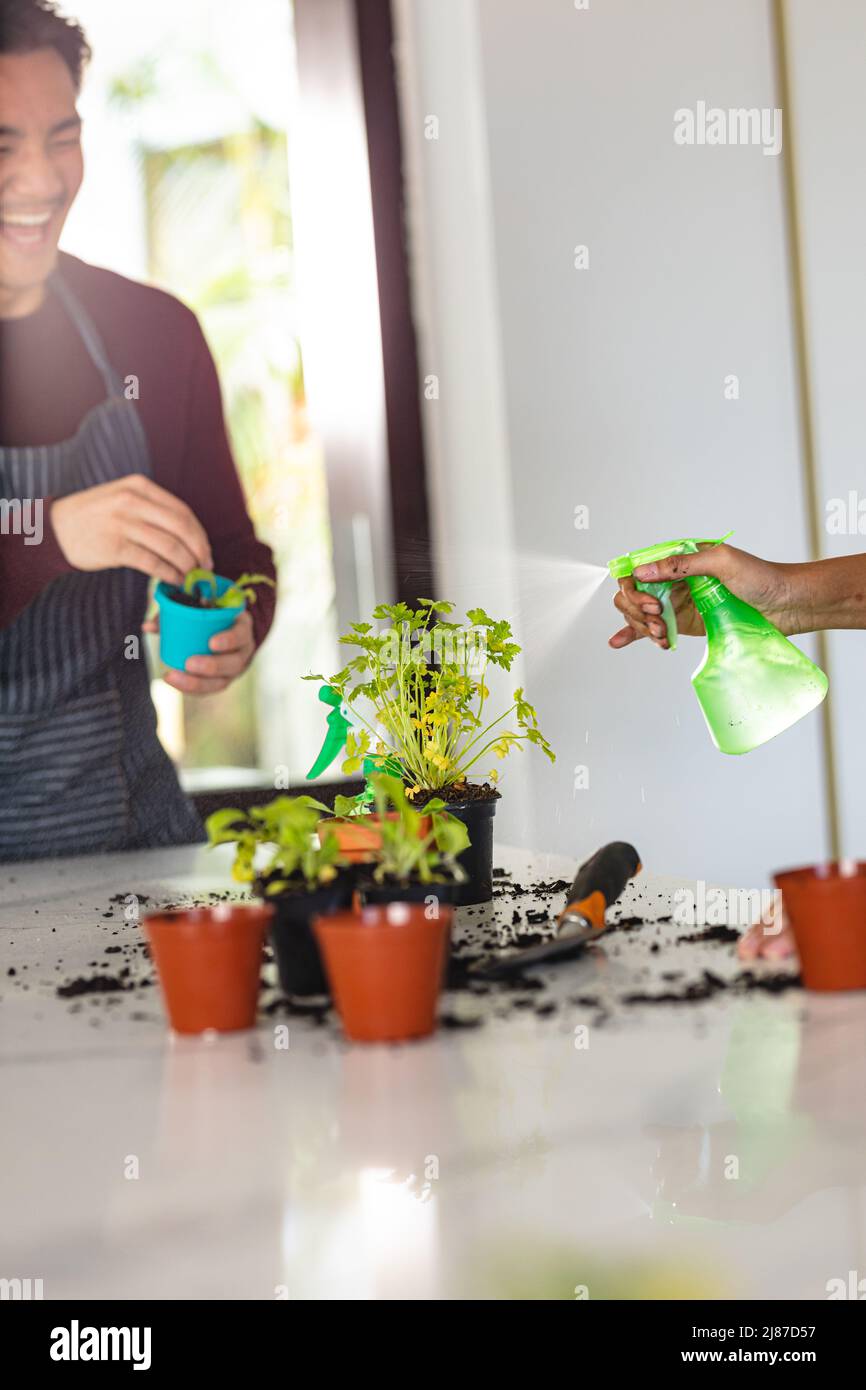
[0,1,276,860]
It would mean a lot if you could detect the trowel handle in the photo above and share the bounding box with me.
[635,580,678,650]
[561,841,641,931]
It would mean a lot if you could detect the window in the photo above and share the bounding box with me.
[62,0,340,790]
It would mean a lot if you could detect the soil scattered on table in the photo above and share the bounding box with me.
[494,876,571,902]
[622,968,801,1006]
[22,875,801,1036]
[676,924,741,946]
[57,973,134,999]
[439,1012,484,1030]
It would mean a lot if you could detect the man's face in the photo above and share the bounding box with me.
[0,49,83,310]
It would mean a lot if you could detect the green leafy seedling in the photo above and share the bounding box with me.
[184,568,275,609]
[367,773,469,886]
[206,793,338,891]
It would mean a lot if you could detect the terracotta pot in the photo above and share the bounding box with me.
[774,861,866,991]
[143,904,272,1034]
[317,812,432,863]
[314,901,452,1043]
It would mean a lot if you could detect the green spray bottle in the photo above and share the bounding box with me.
[608,535,829,755]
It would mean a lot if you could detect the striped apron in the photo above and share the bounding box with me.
[0,272,204,861]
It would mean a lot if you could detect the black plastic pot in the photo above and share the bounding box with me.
[260,872,355,997]
[361,877,455,909]
[431,794,499,906]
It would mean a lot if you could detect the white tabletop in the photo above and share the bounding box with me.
[1,842,863,1301]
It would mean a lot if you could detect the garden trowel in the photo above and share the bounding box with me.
[477,840,641,976]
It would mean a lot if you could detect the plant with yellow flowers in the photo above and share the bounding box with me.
[304,599,554,796]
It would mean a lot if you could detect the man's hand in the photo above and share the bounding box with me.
[609,542,803,651]
[143,610,256,696]
[52,474,213,584]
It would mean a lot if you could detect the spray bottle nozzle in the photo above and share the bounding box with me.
[607,534,733,649]
[607,534,733,580]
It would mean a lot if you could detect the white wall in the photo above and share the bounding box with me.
[784,0,866,860]
[395,0,831,885]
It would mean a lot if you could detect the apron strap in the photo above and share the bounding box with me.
[49,271,128,400]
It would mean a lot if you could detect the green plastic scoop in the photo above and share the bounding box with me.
[306,684,403,804]
[306,685,351,781]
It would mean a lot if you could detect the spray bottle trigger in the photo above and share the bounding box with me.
[635,580,678,650]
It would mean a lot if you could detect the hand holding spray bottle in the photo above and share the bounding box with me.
[608,535,828,754]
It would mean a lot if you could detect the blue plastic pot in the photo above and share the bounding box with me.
[155,575,245,672]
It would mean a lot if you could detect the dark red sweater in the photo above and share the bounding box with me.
[0,252,276,645]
